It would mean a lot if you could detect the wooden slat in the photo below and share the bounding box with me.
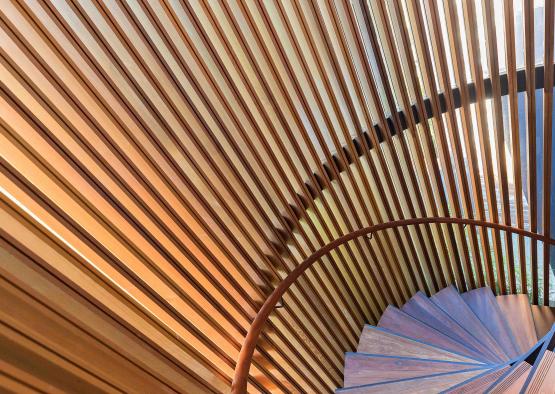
[0,0,553,391]
[423,0,481,290]
[482,0,514,294]
[542,0,554,306]
[524,0,538,304]
[503,0,528,294]
[404,0,467,290]
[461,0,506,295]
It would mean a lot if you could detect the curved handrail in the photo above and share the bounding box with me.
[231,217,555,393]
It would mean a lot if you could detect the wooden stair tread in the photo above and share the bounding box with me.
[490,362,531,393]
[496,294,538,354]
[530,305,555,339]
[357,326,479,363]
[486,331,549,391]
[343,353,483,387]
[378,306,486,363]
[336,368,487,393]
[526,350,555,393]
[431,285,509,361]
[339,286,554,393]
[402,292,501,363]
[461,287,521,358]
[445,366,511,393]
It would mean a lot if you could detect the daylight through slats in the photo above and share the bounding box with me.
[0,0,554,392]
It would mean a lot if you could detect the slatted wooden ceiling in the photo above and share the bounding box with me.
[0,0,553,392]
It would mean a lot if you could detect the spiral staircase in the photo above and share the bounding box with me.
[338,286,555,393]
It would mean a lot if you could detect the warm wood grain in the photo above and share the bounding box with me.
[357,326,479,364]
[378,306,486,363]
[531,305,555,339]
[1,0,553,392]
[432,286,509,361]
[526,350,555,393]
[403,292,501,363]
[446,366,511,394]
[336,368,487,393]
[344,353,483,387]
[462,288,521,359]
[497,294,538,353]
[491,362,532,393]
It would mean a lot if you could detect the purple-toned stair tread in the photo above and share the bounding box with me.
[431,285,509,361]
[401,291,501,363]
[461,287,521,359]
[343,353,483,387]
[336,286,554,393]
[336,368,488,393]
[357,326,479,363]
[496,294,538,354]
[378,306,487,363]
[445,365,511,393]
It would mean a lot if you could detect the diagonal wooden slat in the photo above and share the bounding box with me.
[1,0,554,391]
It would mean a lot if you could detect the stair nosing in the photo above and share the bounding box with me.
[520,324,555,391]
[345,351,486,367]
[438,363,511,394]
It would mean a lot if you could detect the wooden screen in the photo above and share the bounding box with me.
[0,0,554,392]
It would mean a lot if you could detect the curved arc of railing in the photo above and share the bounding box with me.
[231,216,555,393]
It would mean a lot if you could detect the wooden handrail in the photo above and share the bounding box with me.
[231,217,555,393]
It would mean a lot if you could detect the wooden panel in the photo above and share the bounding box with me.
[462,288,521,359]
[378,306,486,362]
[431,285,509,361]
[0,0,553,392]
[402,292,501,363]
[526,350,555,393]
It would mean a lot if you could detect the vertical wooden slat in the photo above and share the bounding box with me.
[482,0,515,294]
[404,0,468,290]
[158,0,367,361]
[542,0,554,306]
[372,0,448,291]
[442,0,493,289]
[351,0,434,296]
[0,0,554,391]
[423,0,480,290]
[386,0,454,289]
[523,0,538,304]
[461,0,507,294]
[361,0,440,295]
[304,0,406,308]
[504,0,528,294]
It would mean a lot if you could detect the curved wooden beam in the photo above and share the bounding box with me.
[231,217,555,393]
